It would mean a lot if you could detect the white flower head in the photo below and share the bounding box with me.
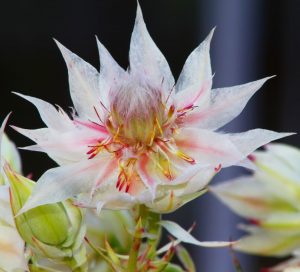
[14,4,291,214]
[211,144,300,258]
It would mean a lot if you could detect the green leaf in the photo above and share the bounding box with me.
[105,239,121,266]
[164,263,184,272]
[176,245,196,272]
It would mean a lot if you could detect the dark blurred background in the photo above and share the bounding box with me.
[0,0,299,271]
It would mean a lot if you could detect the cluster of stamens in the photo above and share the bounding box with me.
[85,93,197,194]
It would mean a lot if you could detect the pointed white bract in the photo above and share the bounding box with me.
[211,144,300,260]
[130,4,174,97]
[14,5,291,214]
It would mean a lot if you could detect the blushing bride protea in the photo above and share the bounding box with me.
[14,4,291,214]
[211,144,300,271]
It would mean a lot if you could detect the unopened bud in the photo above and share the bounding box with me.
[5,164,87,271]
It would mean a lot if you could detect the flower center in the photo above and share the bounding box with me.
[108,82,167,148]
[85,82,198,194]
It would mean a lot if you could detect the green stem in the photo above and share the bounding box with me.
[127,205,162,271]
[127,216,143,272]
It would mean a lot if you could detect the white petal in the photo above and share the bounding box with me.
[210,176,280,220]
[174,128,244,167]
[19,156,115,214]
[178,167,215,195]
[0,185,14,226]
[253,151,300,208]
[266,143,300,175]
[129,4,174,95]
[96,37,125,108]
[159,220,235,247]
[175,81,211,111]
[0,113,11,172]
[55,40,100,121]
[13,123,108,165]
[234,230,300,257]
[0,226,27,271]
[14,92,73,131]
[185,77,273,130]
[261,212,300,235]
[267,257,300,272]
[176,28,214,91]
[11,126,49,143]
[228,129,294,158]
[77,184,138,211]
[175,28,214,108]
[1,134,22,176]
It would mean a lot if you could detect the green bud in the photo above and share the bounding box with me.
[4,164,87,271]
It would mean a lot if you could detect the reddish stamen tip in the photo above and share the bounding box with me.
[247,154,256,162]
[88,153,97,159]
[116,178,121,189]
[260,268,270,272]
[118,181,125,191]
[86,148,96,155]
[249,218,260,226]
[214,164,222,172]
[26,173,33,179]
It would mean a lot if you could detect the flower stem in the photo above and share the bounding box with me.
[127,217,143,272]
[127,205,162,271]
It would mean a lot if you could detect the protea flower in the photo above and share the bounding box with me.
[14,4,291,214]
[211,144,300,270]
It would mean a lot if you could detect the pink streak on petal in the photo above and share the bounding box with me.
[138,154,156,188]
[176,137,226,156]
[94,158,118,187]
[73,119,108,134]
[177,79,211,110]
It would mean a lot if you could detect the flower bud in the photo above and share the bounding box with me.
[4,164,87,271]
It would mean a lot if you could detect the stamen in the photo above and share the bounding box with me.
[166,191,174,211]
[167,105,175,119]
[116,158,137,193]
[176,150,195,164]
[93,106,104,125]
[165,84,175,104]
[106,119,115,134]
[155,117,163,136]
[214,164,222,172]
[147,123,157,147]
[100,101,110,113]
